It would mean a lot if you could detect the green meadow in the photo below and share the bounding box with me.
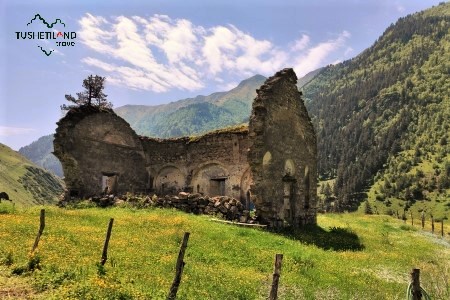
[0,204,449,299]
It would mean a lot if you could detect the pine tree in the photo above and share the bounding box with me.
[61,75,112,110]
[364,200,373,214]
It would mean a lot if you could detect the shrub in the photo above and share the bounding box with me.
[376,194,385,201]
[0,250,14,266]
[12,252,41,275]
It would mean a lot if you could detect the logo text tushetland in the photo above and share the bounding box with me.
[16,14,77,56]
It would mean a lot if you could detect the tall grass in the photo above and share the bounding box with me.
[0,206,449,299]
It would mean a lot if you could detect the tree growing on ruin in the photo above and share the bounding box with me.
[61,75,113,110]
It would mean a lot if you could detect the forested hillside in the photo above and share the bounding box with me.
[303,2,450,214]
[19,134,63,177]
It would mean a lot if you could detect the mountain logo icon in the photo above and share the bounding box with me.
[16,14,76,57]
[27,14,66,28]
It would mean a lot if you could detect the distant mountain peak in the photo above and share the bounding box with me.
[235,74,266,88]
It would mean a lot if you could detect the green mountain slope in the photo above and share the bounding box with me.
[151,102,238,137]
[303,2,450,215]
[0,143,64,206]
[115,74,266,137]
[18,134,63,177]
[297,68,324,89]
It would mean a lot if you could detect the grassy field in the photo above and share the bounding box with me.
[0,204,449,299]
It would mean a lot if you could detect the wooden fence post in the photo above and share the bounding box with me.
[411,211,414,226]
[100,218,114,266]
[31,209,45,253]
[441,220,444,238]
[431,215,434,233]
[410,268,422,300]
[421,212,425,229]
[167,232,190,300]
[269,254,283,300]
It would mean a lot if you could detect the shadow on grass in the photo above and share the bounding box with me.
[274,225,365,251]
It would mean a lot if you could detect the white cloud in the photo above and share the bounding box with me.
[202,26,238,74]
[344,47,354,57]
[78,13,352,92]
[160,19,199,64]
[294,31,351,77]
[395,2,405,13]
[82,57,116,72]
[79,14,203,92]
[78,13,115,54]
[291,34,310,52]
[51,47,64,56]
[0,126,36,137]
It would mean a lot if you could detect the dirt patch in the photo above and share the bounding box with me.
[0,268,35,299]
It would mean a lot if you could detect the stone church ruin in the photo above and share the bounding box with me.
[54,68,317,227]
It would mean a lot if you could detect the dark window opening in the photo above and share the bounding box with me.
[102,173,118,195]
[245,190,255,211]
[149,176,154,190]
[283,182,292,220]
[304,171,310,209]
[210,177,226,196]
[282,176,296,222]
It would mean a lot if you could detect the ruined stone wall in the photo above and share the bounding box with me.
[248,68,317,227]
[140,126,251,204]
[54,68,317,228]
[54,106,148,197]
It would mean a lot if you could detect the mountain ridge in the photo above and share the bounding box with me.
[0,143,64,206]
[18,134,63,177]
[114,74,266,137]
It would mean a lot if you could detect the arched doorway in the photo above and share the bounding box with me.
[155,166,185,195]
[192,163,229,196]
[240,167,254,210]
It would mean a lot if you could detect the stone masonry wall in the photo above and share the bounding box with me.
[248,68,317,227]
[54,106,148,197]
[140,126,251,204]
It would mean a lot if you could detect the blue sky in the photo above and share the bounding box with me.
[0,0,445,150]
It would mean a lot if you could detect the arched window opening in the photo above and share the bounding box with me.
[304,167,310,209]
